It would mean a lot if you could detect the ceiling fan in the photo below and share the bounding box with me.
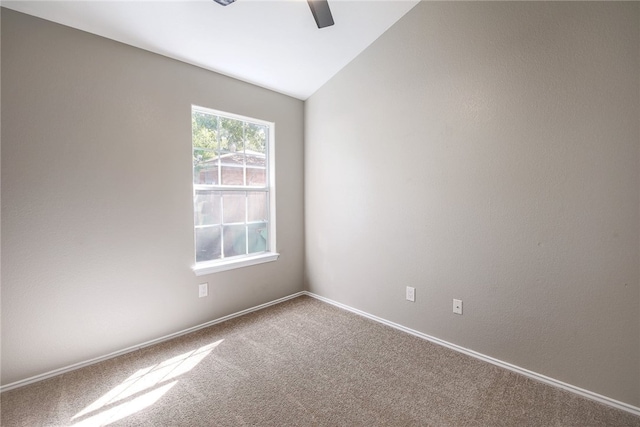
[212,0,335,29]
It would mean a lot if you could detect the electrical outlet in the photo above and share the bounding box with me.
[406,286,415,302]
[199,283,208,298]
[453,299,463,315]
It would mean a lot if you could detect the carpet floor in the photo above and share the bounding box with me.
[1,295,639,426]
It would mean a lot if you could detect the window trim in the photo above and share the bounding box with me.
[193,252,279,276]
[191,105,278,275]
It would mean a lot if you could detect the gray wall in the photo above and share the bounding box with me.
[305,2,640,406]
[1,9,304,385]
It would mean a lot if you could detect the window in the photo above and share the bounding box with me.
[191,106,277,275]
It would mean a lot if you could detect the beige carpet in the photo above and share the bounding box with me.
[1,295,639,426]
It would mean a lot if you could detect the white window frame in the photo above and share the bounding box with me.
[191,105,278,276]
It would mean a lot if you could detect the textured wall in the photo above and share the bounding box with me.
[305,2,640,405]
[1,9,304,385]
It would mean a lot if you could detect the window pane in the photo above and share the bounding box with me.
[220,163,244,186]
[223,225,246,257]
[223,192,245,224]
[196,227,221,262]
[194,148,219,185]
[246,123,267,155]
[248,223,268,254]
[218,118,246,186]
[194,191,221,226]
[219,117,245,153]
[246,167,266,186]
[247,192,267,222]
[192,111,218,151]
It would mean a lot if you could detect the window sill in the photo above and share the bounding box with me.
[193,252,279,276]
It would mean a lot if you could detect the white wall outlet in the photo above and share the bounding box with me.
[453,299,463,315]
[406,286,415,302]
[198,283,208,298]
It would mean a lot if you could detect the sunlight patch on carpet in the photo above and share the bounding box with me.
[70,340,223,426]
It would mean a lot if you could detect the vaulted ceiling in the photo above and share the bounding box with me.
[3,0,419,100]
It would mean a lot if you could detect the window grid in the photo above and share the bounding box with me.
[192,106,272,265]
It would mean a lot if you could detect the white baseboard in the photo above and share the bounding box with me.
[302,291,640,417]
[3,290,639,418]
[0,291,306,393]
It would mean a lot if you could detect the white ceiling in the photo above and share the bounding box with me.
[2,0,419,100]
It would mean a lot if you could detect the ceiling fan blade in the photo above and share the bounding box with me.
[307,0,334,29]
